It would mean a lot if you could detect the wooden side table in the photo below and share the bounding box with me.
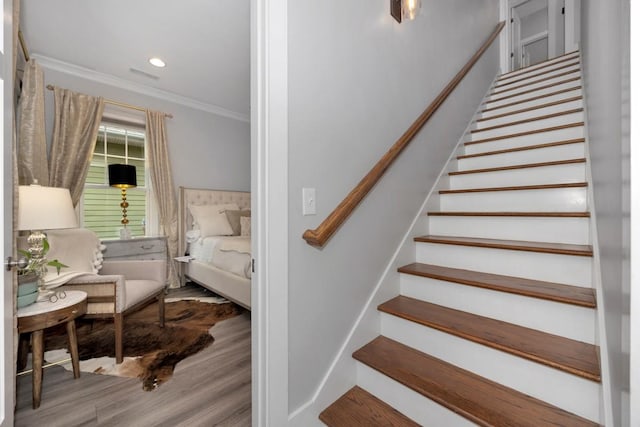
[17,290,87,409]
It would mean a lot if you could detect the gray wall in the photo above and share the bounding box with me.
[39,66,250,193]
[287,0,499,412]
[581,1,630,425]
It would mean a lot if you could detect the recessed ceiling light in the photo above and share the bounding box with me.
[149,57,166,68]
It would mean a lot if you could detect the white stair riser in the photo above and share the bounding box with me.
[427,215,590,245]
[487,71,581,102]
[415,242,592,285]
[498,54,580,84]
[476,99,583,129]
[461,144,585,169]
[480,89,582,119]
[450,162,586,189]
[485,80,582,109]
[469,111,584,141]
[399,274,596,343]
[380,314,600,422]
[494,66,581,92]
[463,128,584,156]
[439,187,587,212]
[356,363,475,426]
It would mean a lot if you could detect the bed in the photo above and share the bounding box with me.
[178,187,251,309]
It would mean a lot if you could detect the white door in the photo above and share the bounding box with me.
[0,0,15,424]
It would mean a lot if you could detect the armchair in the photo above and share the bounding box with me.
[42,229,167,364]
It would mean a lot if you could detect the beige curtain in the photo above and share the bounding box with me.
[146,110,179,288]
[48,87,104,206]
[17,59,48,185]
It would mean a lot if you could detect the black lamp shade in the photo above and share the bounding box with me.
[108,164,137,189]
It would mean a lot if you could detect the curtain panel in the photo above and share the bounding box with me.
[48,87,104,206]
[145,110,179,288]
[17,59,48,186]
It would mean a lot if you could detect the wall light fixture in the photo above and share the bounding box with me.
[391,0,422,23]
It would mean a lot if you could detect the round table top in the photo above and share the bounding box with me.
[17,290,87,318]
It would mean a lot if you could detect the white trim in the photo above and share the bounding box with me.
[521,30,549,46]
[1,0,14,424]
[629,0,639,423]
[251,0,289,425]
[32,54,250,123]
[500,0,510,73]
[578,61,614,427]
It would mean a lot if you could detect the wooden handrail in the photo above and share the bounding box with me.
[303,21,506,248]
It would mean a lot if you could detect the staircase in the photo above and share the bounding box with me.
[320,51,603,426]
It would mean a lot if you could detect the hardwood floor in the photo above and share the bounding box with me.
[15,284,252,427]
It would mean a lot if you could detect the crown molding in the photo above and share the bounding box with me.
[33,54,250,123]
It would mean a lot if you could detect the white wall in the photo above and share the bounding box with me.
[38,66,250,193]
[581,1,630,425]
[521,7,548,39]
[287,0,499,413]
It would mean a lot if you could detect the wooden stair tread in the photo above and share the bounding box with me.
[470,108,583,134]
[478,96,582,122]
[465,122,584,146]
[413,235,593,257]
[449,158,585,175]
[428,211,590,217]
[486,76,581,105]
[354,336,598,426]
[494,61,580,89]
[491,68,580,96]
[458,138,585,159]
[439,182,587,194]
[398,262,596,308]
[378,297,601,382]
[482,86,582,114]
[498,51,579,80]
[319,386,419,427]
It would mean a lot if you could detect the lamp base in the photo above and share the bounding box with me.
[119,227,132,240]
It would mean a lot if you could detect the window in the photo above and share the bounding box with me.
[80,123,152,240]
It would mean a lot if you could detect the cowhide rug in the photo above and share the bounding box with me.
[43,299,243,391]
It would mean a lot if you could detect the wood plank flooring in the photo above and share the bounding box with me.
[15,284,251,427]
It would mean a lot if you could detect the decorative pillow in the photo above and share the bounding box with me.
[225,210,251,236]
[185,229,201,243]
[188,203,239,237]
[240,216,251,237]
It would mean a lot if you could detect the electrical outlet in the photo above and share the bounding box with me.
[302,188,316,216]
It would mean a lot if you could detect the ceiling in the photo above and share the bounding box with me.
[20,0,250,119]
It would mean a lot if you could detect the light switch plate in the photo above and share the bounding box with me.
[302,188,316,215]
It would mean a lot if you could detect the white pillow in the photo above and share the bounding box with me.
[240,216,251,237]
[188,203,239,237]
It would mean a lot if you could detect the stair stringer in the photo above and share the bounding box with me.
[287,79,494,426]
[579,60,615,427]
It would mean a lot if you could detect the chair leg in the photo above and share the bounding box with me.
[158,291,165,328]
[114,313,124,364]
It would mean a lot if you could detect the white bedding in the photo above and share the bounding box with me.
[189,236,251,279]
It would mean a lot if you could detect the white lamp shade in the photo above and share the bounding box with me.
[18,185,78,231]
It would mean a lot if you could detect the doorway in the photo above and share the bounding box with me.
[506,0,567,72]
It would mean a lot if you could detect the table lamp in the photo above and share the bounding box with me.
[108,164,137,239]
[18,184,78,299]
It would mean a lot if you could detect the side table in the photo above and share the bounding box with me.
[17,290,88,409]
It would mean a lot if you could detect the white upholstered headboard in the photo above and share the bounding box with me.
[178,187,251,256]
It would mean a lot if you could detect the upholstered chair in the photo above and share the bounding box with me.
[42,228,166,364]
